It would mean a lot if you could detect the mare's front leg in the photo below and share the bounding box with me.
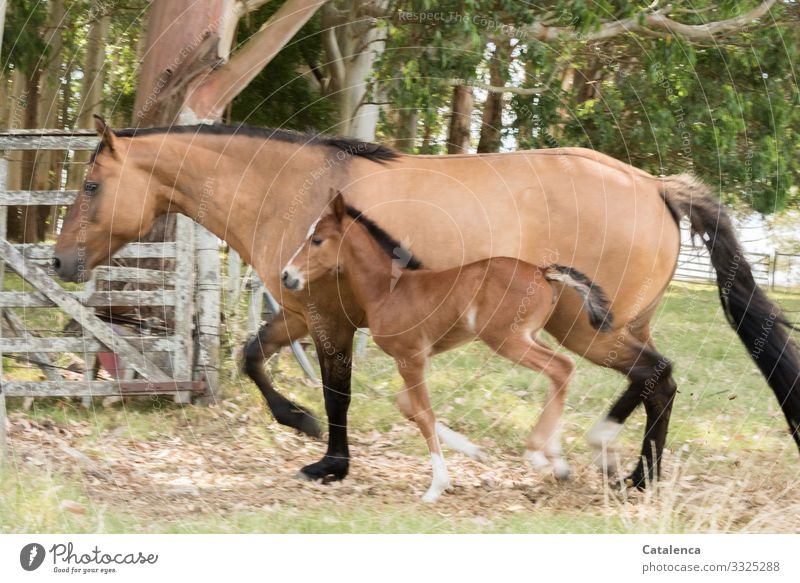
[243,309,322,438]
[297,322,356,482]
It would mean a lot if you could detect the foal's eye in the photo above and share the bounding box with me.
[311,237,323,246]
[84,181,99,195]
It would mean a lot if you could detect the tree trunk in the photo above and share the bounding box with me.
[67,9,111,190]
[19,69,41,243]
[477,44,510,154]
[391,108,418,153]
[420,114,435,154]
[322,1,387,140]
[77,10,111,128]
[133,0,325,126]
[5,69,27,242]
[447,85,473,154]
[132,0,228,126]
[22,0,66,242]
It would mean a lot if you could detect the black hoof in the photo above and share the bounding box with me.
[274,404,323,439]
[298,455,349,484]
[624,466,650,490]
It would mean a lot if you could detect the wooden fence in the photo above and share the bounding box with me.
[674,238,800,289]
[0,129,222,457]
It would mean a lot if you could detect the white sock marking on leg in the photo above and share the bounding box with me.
[524,449,551,470]
[542,427,572,480]
[587,418,622,448]
[587,418,623,472]
[422,453,451,503]
[436,421,485,460]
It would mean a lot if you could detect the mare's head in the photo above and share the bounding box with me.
[281,192,350,292]
[52,116,165,282]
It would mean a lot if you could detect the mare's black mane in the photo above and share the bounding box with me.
[92,124,398,163]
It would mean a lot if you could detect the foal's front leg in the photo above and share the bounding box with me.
[395,357,451,502]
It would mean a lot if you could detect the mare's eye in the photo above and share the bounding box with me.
[311,237,323,246]
[84,181,99,195]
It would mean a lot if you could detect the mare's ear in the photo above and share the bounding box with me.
[331,191,346,223]
[93,114,117,152]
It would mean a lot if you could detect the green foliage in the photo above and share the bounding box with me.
[508,1,800,212]
[230,4,337,132]
[3,0,48,74]
[374,0,487,152]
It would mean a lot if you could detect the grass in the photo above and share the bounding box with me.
[1,282,799,533]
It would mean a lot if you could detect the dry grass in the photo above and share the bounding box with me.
[1,399,798,533]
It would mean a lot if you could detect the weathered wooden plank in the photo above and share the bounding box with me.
[0,135,99,150]
[0,290,176,308]
[0,336,175,353]
[93,265,175,285]
[0,129,97,136]
[15,242,177,260]
[81,274,97,409]
[1,158,8,458]
[194,226,221,403]
[2,380,205,397]
[247,275,264,335]
[226,248,242,309]
[173,216,195,404]
[0,190,77,205]
[1,311,61,380]
[0,238,170,382]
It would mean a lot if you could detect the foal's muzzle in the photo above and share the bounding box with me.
[281,266,304,291]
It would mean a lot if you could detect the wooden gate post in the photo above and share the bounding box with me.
[0,156,8,460]
[194,226,221,404]
[173,215,196,404]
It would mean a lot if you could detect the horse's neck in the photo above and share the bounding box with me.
[162,136,325,268]
[341,222,394,312]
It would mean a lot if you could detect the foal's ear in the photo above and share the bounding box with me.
[331,191,346,223]
[93,114,117,152]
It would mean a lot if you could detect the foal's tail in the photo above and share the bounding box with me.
[545,265,613,332]
[661,173,800,452]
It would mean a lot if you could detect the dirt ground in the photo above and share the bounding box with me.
[5,402,800,533]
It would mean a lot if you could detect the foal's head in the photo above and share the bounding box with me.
[281,192,350,292]
[52,116,167,282]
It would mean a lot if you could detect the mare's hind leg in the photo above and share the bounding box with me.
[491,336,576,480]
[243,309,322,438]
[585,330,677,488]
[395,357,451,502]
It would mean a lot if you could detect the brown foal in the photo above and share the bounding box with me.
[282,193,613,502]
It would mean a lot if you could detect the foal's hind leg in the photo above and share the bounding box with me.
[243,309,322,438]
[491,336,576,480]
[435,422,486,461]
[395,357,451,502]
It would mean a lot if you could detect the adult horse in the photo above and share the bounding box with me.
[53,118,800,487]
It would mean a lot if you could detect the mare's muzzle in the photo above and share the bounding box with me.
[51,251,87,283]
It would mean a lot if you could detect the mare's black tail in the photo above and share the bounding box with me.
[661,173,800,451]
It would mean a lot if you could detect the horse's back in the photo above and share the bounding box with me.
[348,148,681,354]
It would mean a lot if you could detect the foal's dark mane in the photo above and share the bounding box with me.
[345,205,422,270]
[92,124,399,163]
